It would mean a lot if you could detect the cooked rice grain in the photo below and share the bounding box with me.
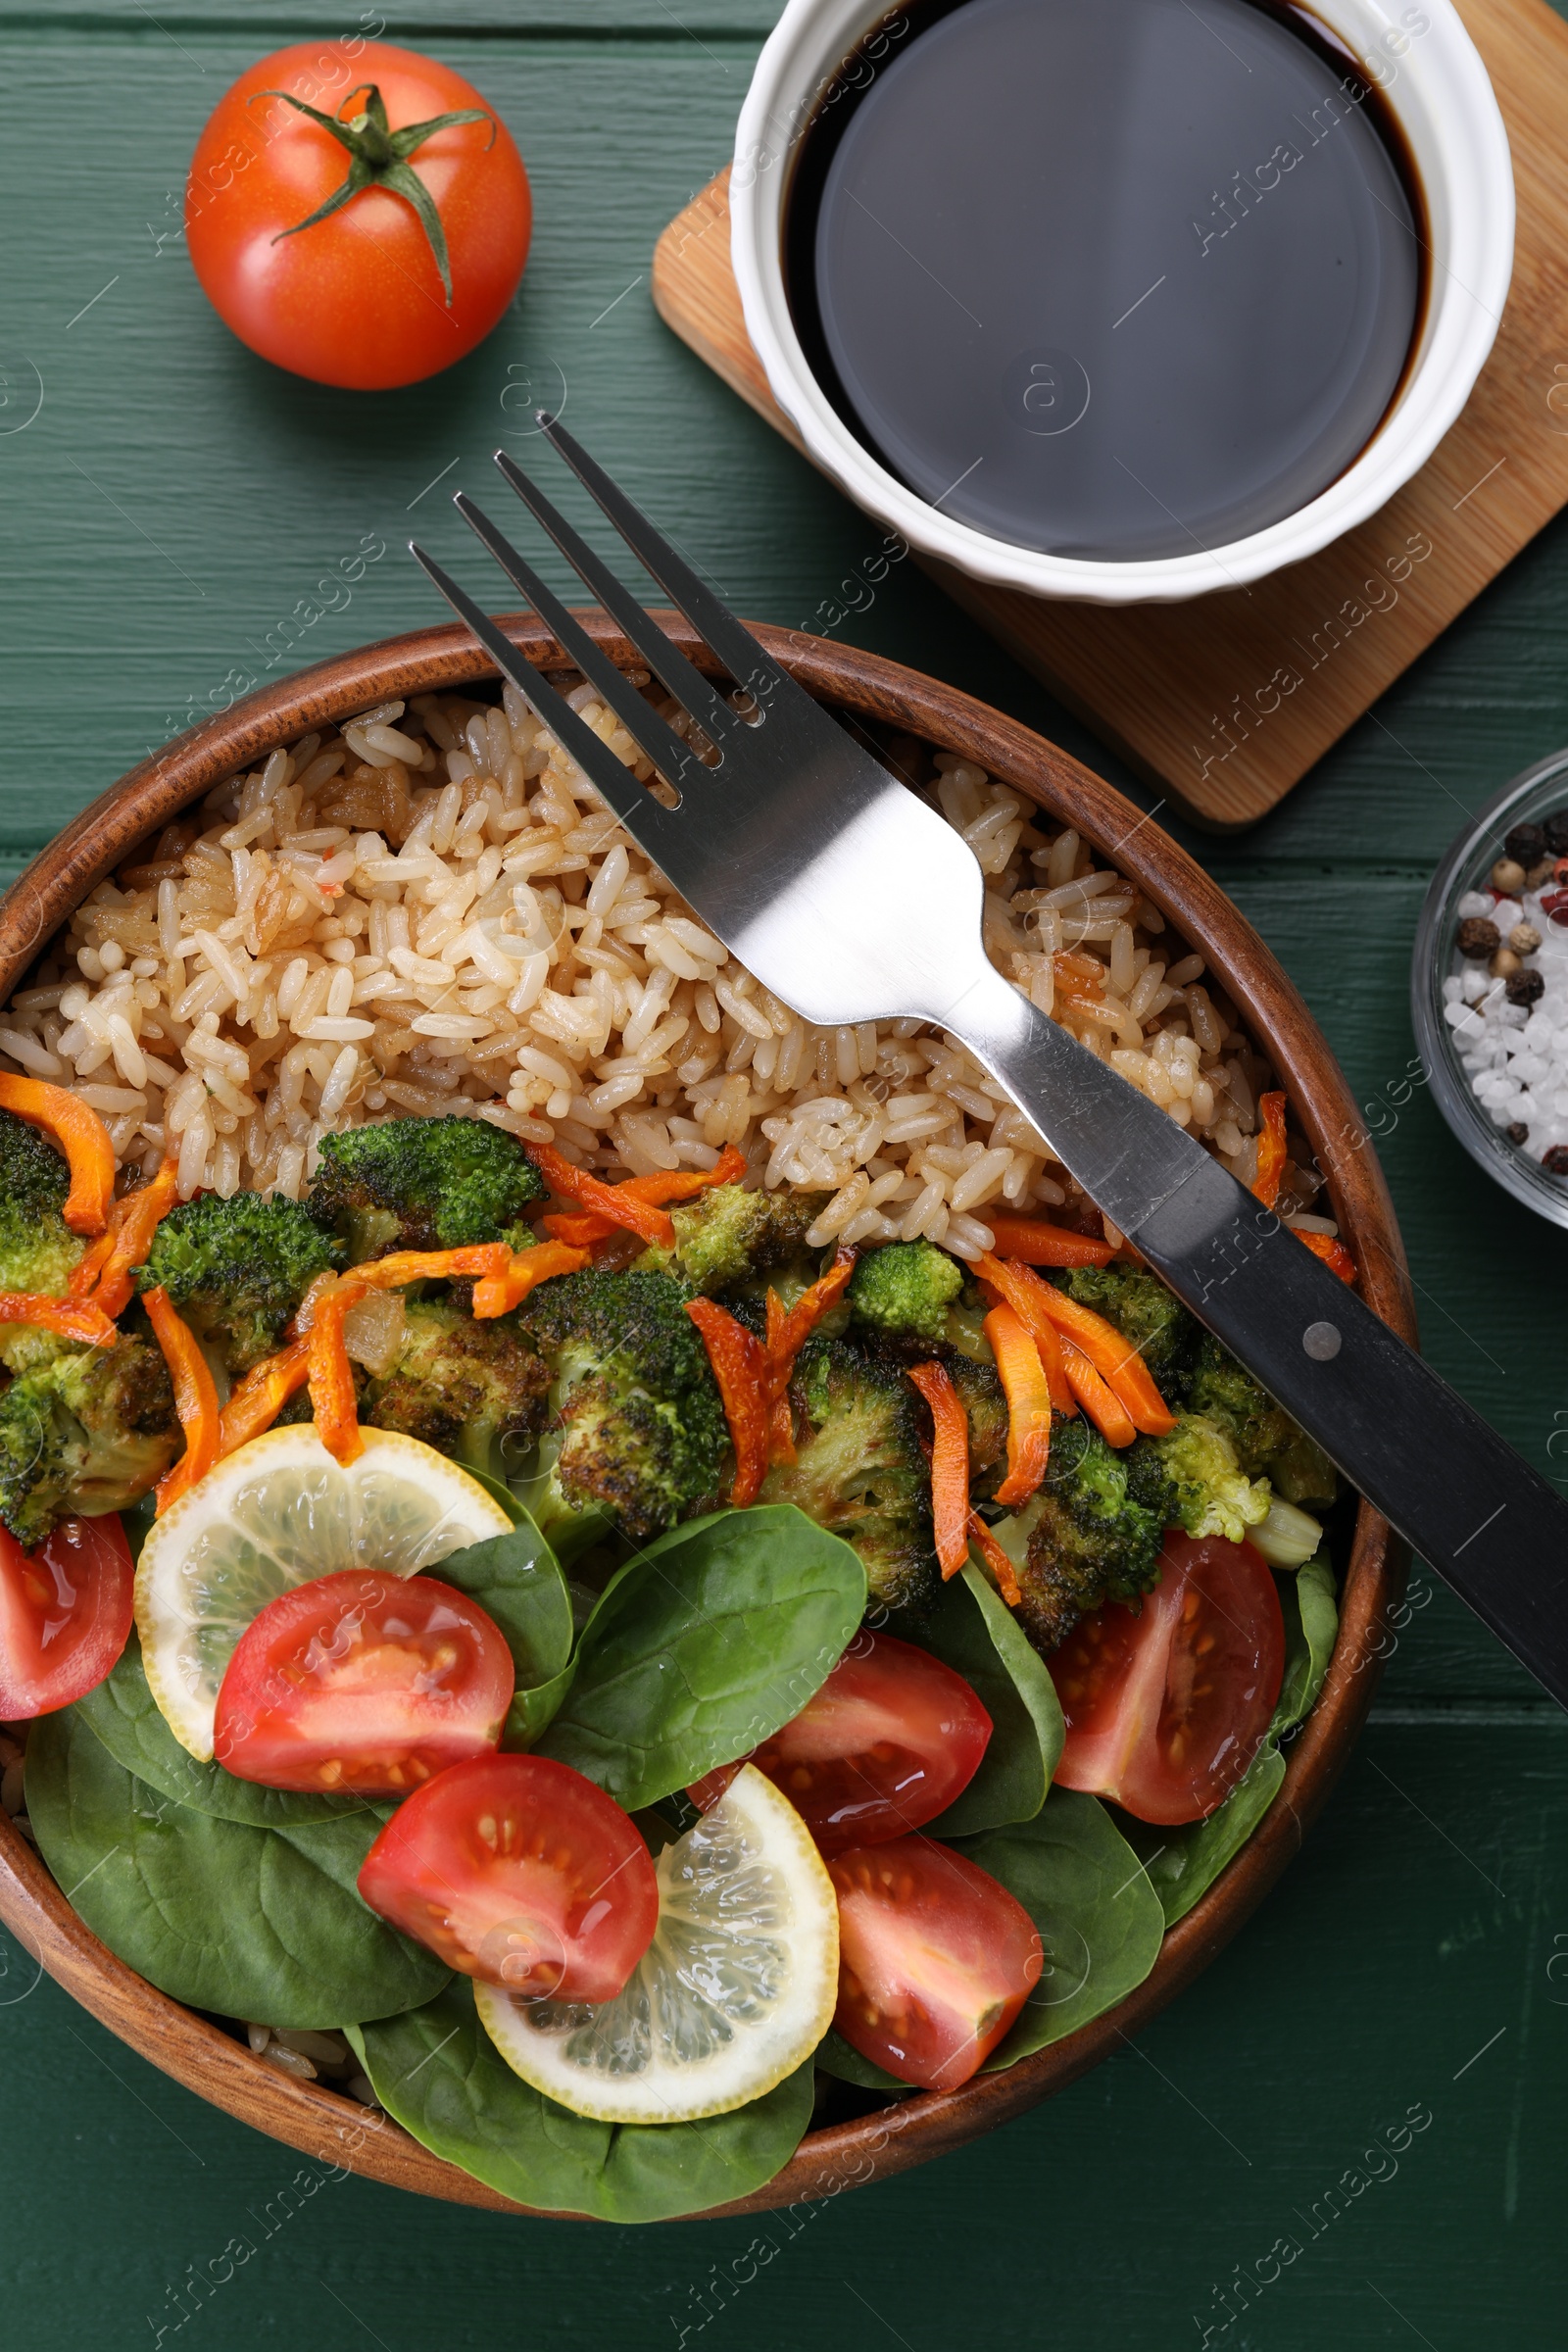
[0,680,1319,1253]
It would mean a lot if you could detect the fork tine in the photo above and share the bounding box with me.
[455,492,710,796]
[492,451,741,747]
[407,539,679,858]
[536,414,822,726]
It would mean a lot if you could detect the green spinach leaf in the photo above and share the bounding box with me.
[536,1505,866,1810]
[25,1708,448,2027]
[1273,1552,1339,1736]
[347,1980,815,2223]
[906,1565,1064,1836]
[428,1514,575,1747]
[74,1634,381,1829]
[461,1465,525,1525]
[1114,1557,1340,1929]
[961,1788,1164,2068]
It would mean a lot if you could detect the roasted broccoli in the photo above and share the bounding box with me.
[511,1268,727,1547]
[1188,1334,1338,1507]
[760,1333,935,1611]
[1053,1261,1200,1398]
[1151,1410,1271,1545]
[0,1111,87,1362]
[989,1414,1172,1653]
[848,1240,964,1347]
[361,1298,552,1479]
[649,1183,830,1298]
[307,1114,547,1262]
[947,1350,1009,1499]
[0,1336,177,1547]
[135,1191,343,1375]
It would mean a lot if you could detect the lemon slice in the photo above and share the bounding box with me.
[134,1425,512,1760]
[474,1764,839,2124]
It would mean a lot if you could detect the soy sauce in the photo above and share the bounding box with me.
[784,0,1425,562]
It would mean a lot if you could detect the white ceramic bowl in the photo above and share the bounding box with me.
[731,0,1515,606]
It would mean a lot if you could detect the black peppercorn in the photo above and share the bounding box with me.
[1505,822,1547,867]
[1544,810,1568,857]
[1506,1122,1530,1146]
[1505,968,1545,1007]
[1543,1145,1568,1176]
[1456,915,1500,957]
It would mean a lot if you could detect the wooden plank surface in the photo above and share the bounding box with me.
[1,7,1566,2350]
[651,0,1568,826]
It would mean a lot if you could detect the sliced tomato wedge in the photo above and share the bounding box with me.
[213,1570,514,1796]
[0,1514,134,1720]
[687,1631,992,1855]
[830,1836,1042,2090]
[358,1751,659,2000]
[1050,1533,1286,1824]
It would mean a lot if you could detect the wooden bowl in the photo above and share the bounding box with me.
[0,615,1412,2219]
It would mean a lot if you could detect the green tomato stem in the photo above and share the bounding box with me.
[257,82,496,307]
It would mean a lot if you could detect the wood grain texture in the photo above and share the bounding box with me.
[0,613,1409,2219]
[650,0,1568,827]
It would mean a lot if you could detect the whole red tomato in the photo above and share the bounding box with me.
[185,40,531,390]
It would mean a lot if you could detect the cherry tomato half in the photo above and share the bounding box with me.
[688,1631,992,1855]
[186,41,531,389]
[358,1752,660,2000]
[1050,1533,1286,1825]
[830,1837,1043,2091]
[0,1514,133,1721]
[213,1570,514,1795]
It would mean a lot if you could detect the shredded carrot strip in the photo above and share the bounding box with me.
[0,1292,118,1348]
[0,1074,116,1235]
[974,1252,1075,1414]
[967,1510,1023,1608]
[538,1145,748,1246]
[685,1298,770,1505]
[217,1338,311,1456]
[471,1240,591,1319]
[906,1359,971,1578]
[1252,1091,1289,1212]
[1297,1229,1357,1284]
[986,1256,1174,1438]
[144,1286,221,1512]
[984,1302,1054,1507]
[347,1245,513,1293]
[528,1142,675,1248]
[307,1281,366,1467]
[763,1245,857,1463]
[982,1213,1114,1268]
[1059,1338,1138,1447]
[75,1155,181,1318]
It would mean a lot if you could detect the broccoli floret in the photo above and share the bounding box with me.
[848,1241,964,1346]
[650,1183,830,1297]
[1054,1262,1200,1399]
[991,1414,1171,1653]
[0,1112,87,1364]
[760,1333,935,1612]
[1152,1410,1271,1545]
[1188,1334,1338,1508]
[514,1268,727,1546]
[362,1298,552,1479]
[0,1337,177,1548]
[136,1191,344,1375]
[307,1115,547,1262]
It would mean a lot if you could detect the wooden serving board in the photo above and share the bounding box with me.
[652,0,1568,828]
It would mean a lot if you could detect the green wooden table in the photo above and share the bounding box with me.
[2,6,1564,2345]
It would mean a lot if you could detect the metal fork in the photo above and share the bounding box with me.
[412,417,1568,1708]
